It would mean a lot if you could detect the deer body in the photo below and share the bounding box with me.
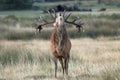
[50,26,71,58]
[50,28,71,57]
[35,10,83,77]
[50,13,71,77]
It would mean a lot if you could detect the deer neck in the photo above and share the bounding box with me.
[54,24,68,50]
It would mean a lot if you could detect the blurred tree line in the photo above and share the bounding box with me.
[0,0,119,10]
[0,0,32,10]
[99,0,120,6]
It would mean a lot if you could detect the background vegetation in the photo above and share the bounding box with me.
[0,0,32,10]
[0,13,120,40]
[0,0,120,10]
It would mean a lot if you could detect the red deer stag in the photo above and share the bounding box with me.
[35,10,83,77]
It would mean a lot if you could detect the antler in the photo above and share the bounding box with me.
[36,20,54,33]
[65,13,84,32]
[36,10,57,33]
[47,9,57,20]
[35,10,84,33]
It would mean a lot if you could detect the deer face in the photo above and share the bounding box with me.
[53,12,65,27]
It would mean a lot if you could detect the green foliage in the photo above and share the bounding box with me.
[101,0,120,5]
[0,49,20,65]
[0,27,35,40]
[0,13,120,40]
[0,46,51,66]
[4,15,18,21]
[110,14,120,19]
[98,14,120,20]
[0,0,33,10]
[0,50,34,65]
[85,30,120,38]
[0,12,120,40]
[6,31,35,40]
[0,15,19,26]
[22,52,33,64]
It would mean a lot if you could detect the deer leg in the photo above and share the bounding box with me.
[58,57,64,76]
[53,57,58,77]
[79,26,84,33]
[65,57,69,76]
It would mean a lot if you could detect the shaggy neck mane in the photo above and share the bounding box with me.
[54,24,68,52]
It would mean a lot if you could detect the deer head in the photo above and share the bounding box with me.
[35,9,84,33]
[53,12,65,27]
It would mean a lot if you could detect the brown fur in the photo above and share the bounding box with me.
[50,21,71,77]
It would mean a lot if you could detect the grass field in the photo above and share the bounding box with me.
[0,39,120,80]
[0,1,120,80]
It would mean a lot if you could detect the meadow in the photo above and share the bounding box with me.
[0,1,120,80]
[0,39,120,80]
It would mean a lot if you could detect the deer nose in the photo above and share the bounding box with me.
[60,18,62,21]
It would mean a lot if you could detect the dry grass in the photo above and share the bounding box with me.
[0,38,120,80]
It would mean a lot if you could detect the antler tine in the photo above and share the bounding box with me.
[72,16,81,23]
[52,9,57,18]
[76,22,84,32]
[65,13,71,21]
[39,16,47,23]
[65,14,84,32]
[47,10,55,19]
[72,18,77,23]
[63,9,66,17]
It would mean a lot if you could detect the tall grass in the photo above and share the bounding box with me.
[0,26,120,40]
[0,39,120,80]
[0,40,51,66]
